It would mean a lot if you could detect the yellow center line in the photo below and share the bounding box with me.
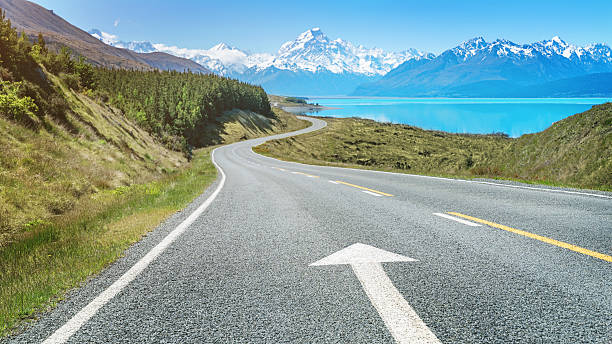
[292,171,319,178]
[448,212,612,263]
[335,180,394,197]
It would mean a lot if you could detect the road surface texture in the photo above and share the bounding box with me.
[6,117,611,343]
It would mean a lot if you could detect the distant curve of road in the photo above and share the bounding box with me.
[7,116,611,343]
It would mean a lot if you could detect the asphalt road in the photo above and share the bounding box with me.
[7,117,611,343]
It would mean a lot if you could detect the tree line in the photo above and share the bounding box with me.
[93,68,272,149]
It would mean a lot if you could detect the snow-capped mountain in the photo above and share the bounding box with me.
[238,28,432,95]
[448,36,612,63]
[89,29,119,46]
[354,36,612,97]
[264,27,431,76]
[89,28,430,94]
[89,29,273,76]
[117,41,272,76]
[89,27,611,96]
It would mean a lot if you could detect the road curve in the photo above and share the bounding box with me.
[6,116,611,343]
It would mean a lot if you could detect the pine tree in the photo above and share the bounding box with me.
[37,33,46,53]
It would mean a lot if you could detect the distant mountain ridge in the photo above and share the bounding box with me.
[93,26,611,97]
[353,36,612,97]
[0,0,210,73]
[93,27,431,95]
[100,27,430,77]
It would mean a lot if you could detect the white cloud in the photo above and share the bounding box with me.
[114,18,120,27]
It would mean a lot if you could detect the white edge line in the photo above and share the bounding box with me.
[328,180,339,184]
[363,190,383,197]
[253,129,611,200]
[471,180,611,199]
[43,116,325,343]
[433,213,481,227]
[43,148,227,344]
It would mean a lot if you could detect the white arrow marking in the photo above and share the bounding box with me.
[310,243,440,344]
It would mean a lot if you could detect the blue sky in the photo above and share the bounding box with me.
[34,0,611,54]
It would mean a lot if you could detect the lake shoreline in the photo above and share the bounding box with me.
[280,105,340,113]
[299,97,612,137]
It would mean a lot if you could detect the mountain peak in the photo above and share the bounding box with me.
[210,42,234,51]
[451,37,487,59]
[494,38,513,44]
[88,28,118,45]
[466,36,486,44]
[534,36,569,49]
[551,36,565,44]
[458,37,487,50]
[297,27,328,43]
[459,37,486,47]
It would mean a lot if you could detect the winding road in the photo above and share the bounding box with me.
[8,117,612,343]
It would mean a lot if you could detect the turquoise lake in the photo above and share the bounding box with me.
[299,98,612,137]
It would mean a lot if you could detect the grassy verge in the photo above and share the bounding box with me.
[0,147,216,336]
[254,104,612,192]
[0,104,309,337]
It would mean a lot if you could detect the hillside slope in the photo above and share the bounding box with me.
[255,104,611,190]
[480,103,612,188]
[0,65,306,339]
[0,72,185,243]
[0,76,305,245]
[0,0,210,73]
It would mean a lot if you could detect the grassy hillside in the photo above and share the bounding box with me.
[0,88,303,246]
[255,104,611,191]
[0,15,308,336]
[255,117,510,176]
[480,103,611,188]
[0,73,184,245]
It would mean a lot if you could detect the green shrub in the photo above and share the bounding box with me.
[59,72,81,90]
[0,81,39,125]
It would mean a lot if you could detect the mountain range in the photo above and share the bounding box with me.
[94,27,431,95]
[3,0,609,97]
[93,26,612,97]
[354,36,612,97]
